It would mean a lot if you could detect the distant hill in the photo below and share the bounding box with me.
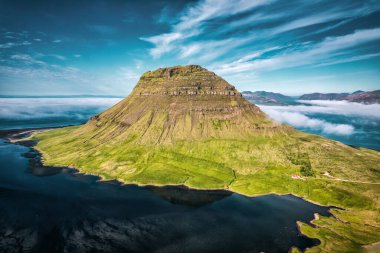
[242,91,297,105]
[344,90,380,104]
[299,90,379,104]
[299,92,350,101]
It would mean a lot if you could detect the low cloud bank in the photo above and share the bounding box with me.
[258,100,380,136]
[291,100,380,118]
[260,107,354,135]
[0,98,122,119]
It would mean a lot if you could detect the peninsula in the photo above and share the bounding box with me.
[32,65,380,252]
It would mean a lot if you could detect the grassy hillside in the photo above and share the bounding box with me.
[31,65,380,252]
[33,125,380,252]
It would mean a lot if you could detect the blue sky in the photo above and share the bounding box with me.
[0,0,379,96]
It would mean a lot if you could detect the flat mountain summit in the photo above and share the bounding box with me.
[84,65,280,144]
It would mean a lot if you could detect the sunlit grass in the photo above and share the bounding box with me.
[32,125,380,252]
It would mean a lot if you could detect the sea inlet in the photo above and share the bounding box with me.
[0,131,331,253]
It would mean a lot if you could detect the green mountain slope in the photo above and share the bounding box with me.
[79,65,281,144]
[32,65,380,252]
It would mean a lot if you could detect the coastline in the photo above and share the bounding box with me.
[1,126,340,207]
[3,126,380,252]
[0,126,341,252]
[0,126,337,202]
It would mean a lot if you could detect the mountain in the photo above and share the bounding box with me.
[344,90,380,104]
[242,91,296,105]
[351,90,365,95]
[32,65,380,252]
[299,90,379,104]
[79,65,277,145]
[299,92,350,100]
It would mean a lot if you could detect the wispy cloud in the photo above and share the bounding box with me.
[1,52,86,84]
[0,41,32,49]
[259,99,380,136]
[261,107,354,135]
[215,28,380,74]
[10,54,45,65]
[142,32,183,58]
[259,100,380,136]
[141,0,380,86]
[0,98,122,127]
[296,100,380,118]
[141,0,274,58]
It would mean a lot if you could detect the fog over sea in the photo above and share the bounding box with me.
[1,97,379,150]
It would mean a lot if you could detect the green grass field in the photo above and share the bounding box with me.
[31,125,380,253]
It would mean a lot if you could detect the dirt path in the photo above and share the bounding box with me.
[312,172,380,185]
[362,241,380,253]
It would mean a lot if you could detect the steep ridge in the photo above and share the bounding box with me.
[77,65,282,144]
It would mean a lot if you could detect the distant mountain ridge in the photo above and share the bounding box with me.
[299,92,350,101]
[242,90,380,105]
[299,90,379,104]
[344,90,380,104]
[242,91,297,105]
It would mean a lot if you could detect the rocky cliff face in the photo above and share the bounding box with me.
[80,65,279,144]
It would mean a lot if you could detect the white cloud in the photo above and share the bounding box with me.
[141,0,380,71]
[296,100,380,118]
[178,37,252,62]
[313,53,380,67]
[215,28,380,74]
[174,0,272,31]
[259,100,380,136]
[141,0,273,58]
[270,3,380,36]
[0,41,32,49]
[0,63,87,84]
[10,54,45,65]
[142,32,183,58]
[260,107,354,136]
[0,98,122,120]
